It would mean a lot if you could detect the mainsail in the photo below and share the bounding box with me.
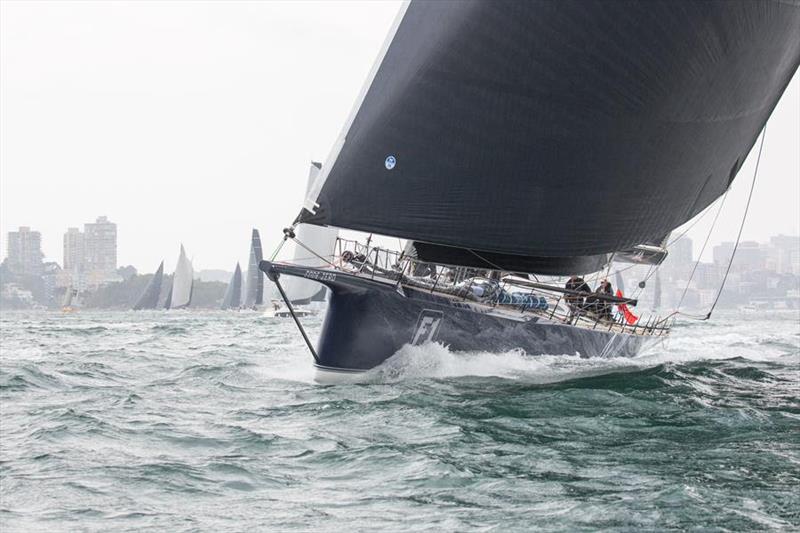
[133,261,164,310]
[221,263,243,309]
[243,229,264,308]
[167,244,193,309]
[284,162,339,303]
[299,0,800,274]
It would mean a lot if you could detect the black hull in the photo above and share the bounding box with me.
[262,262,652,373]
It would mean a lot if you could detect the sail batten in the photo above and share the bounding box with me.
[300,0,800,260]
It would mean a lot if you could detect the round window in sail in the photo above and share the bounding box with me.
[384,155,397,170]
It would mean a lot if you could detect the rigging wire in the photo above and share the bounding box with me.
[675,187,731,309]
[268,237,287,262]
[291,236,338,268]
[596,192,728,287]
[675,125,767,320]
[666,199,720,247]
[702,126,767,320]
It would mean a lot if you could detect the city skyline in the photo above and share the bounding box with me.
[4,217,797,312]
[4,217,798,278]
[1,1,799,271]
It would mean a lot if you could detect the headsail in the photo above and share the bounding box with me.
[243,229,264,308]
[168,245,193,309]
[285,162,340,303]
[221,263,243,310]
[299,0,800,274]
[133,261,164,310]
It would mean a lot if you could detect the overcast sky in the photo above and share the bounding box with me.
[1,1,798,273]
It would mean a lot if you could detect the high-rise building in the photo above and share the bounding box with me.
[670,237,693,265]
[733,241,764,272]
[83,216,118,288]
[6,226,43,276]
[767,235,800,275]
[712,242,735,268]
[63,227,84,272]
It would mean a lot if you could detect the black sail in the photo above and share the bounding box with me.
[301,0,800,269]
[407,241,609,276]
[244,229,264,307]
[133,261,164,310]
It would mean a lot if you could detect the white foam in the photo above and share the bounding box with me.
[364,342,651,385]
[256,311,799,386]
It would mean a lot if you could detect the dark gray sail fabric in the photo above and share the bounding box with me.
[244,229,264,308]
[301,0,800,264]
[408,241,608,276]
[221,263,243,309]
[133,261,164,310]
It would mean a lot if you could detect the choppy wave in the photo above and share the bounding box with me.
[0,309,798,531]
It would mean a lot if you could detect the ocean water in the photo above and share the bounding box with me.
[0,309,798,531]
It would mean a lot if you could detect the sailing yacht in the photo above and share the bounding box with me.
[221,263,243,310]
[261,1,800,381]
[133,261,164,310]
[242,230,265,310]
[61,286,80,313]
[166,245,193,310]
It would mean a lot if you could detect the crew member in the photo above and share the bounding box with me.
[565,275,591,317]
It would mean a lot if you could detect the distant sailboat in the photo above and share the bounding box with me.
[653,271,662,312]
[282,162,339,305]
[61,286,79,313]
[166,245,193,310]
[163,284,173,309]
[243,230,264,309]
[221,262,243,310]
[133,261,164,310]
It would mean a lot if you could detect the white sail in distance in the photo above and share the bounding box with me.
[284,162,339,304]
[62,286,76,308]
[169,244,194,309]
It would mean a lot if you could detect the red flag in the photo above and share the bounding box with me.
[616,289,639,325]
